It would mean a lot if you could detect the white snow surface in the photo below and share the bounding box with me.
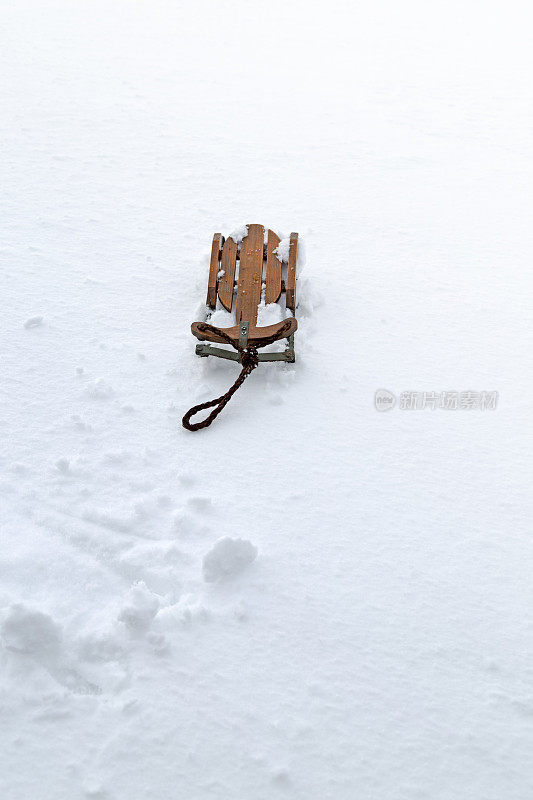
[1,1,532,798]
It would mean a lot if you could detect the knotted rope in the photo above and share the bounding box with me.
[182,320,293,432]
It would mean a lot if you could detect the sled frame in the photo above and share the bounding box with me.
[192,224,298,364]
[196,323,295,363]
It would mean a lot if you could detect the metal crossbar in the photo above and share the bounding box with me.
[195,331,295,363]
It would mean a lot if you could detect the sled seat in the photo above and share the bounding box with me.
[191,223,298,362]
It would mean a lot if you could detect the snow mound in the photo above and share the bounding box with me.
[202,537,258,582]
[23,315,44,329]
[257,301,284,327]
[1,604,62,656]
[207,307,234,328]
[228,223,248,244]
[273,237,290,262]
[118,581,161,632]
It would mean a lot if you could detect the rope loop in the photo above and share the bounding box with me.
[182,320,292,432]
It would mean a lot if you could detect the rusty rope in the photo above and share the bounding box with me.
[182,319,293,432]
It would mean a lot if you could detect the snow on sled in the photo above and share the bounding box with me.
[183,224,298,431]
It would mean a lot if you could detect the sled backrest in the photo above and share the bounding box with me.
[206,224,298,323]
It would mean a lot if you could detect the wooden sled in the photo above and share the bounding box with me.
[191,223,298,363]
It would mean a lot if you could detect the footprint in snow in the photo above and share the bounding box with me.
[177,472,197,488]
[187,496,212,514]
[173,512,210,540]
[71,414,91,431]
[271,769,291,787]
[84,378,114,400]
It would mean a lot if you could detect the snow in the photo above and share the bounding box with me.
[257,301,284,327]
[202,537,258,583]
[228,224,249,244]
[118,582,160,632]
[274,237,291,263]
[1,1,533,798]
[84,378,115,400]
[24,315,44,329]
[1,605,63,657]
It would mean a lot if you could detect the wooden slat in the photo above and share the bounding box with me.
[286,232,298,312]
[206,233,223,309]
[235,223,264,325]
[217,237,237,311]
[265,229,281,304]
